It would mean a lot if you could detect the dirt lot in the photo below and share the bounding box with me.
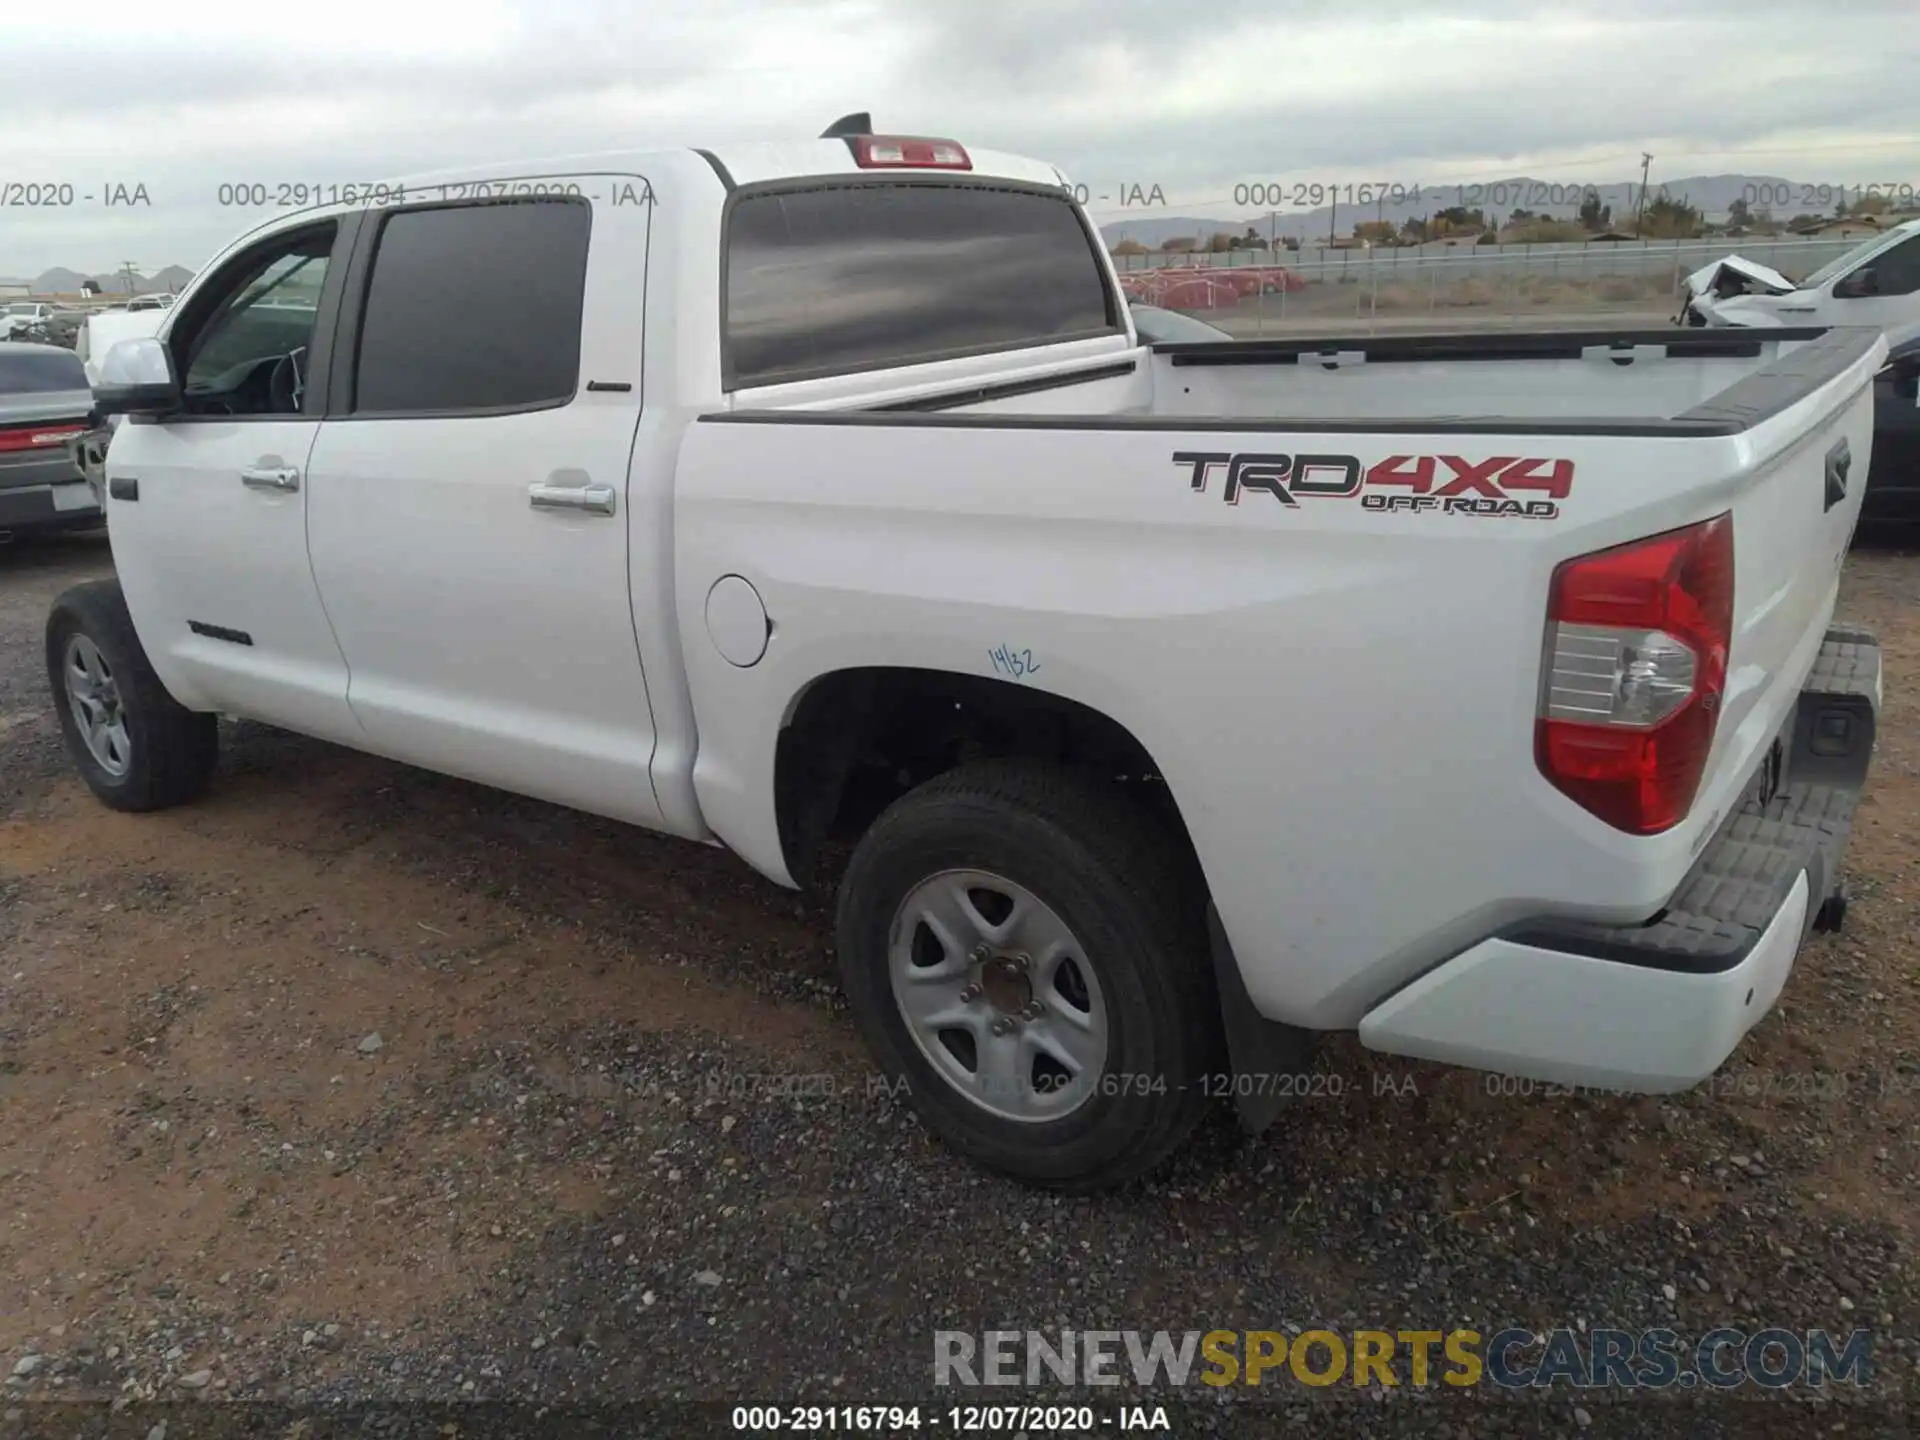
[2,531,1918,1434]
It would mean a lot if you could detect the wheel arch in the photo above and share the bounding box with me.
[771,664,1204,894]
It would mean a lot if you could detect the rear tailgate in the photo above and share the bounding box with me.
[1677,327,1881,833]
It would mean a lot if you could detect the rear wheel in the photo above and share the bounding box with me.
[46,580,218,811]
[835,759,1219,1191]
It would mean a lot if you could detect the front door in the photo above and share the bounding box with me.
[106,215,364,743]
[303,190,666,829]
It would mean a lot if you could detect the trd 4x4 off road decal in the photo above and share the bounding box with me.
[1174,450,1572,519]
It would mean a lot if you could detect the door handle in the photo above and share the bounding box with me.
[528,482,616,517]
[240,466,300,493]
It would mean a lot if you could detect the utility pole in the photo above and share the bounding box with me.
[1635,153,1654,234]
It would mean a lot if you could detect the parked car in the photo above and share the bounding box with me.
[1127,304,1231,343]
[2,302,60,340]
[58,123,1883,1190]
[0,342,102,538]
[17,311,87,349]
[1679,218,1920,329]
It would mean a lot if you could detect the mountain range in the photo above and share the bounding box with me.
[0,265,195,295]
[1095,172,1873,247]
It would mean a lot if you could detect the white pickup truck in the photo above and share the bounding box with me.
[54,120,1885,1191]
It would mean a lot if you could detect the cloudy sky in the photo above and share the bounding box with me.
[3,0,1918,276]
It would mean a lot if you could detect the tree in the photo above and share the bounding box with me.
[1577,189,1612,232]
[1159,235,1196,253]
[1727,197,1750,229]
[1638,195,1702,238]
[1239,226,1268,250]
[1400,215,1430,243]
[1353,220,1395,243]
[1431,205,1487,236]
[1111,238,1148,257]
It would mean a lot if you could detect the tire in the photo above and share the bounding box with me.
[46,579,218,812]
[835,759,1220,1191]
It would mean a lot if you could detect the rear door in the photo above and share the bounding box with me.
[303,189,667,828]
[103,215,363,740]
[0,345,96,530]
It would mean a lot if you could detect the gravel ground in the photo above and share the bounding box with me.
[2,530,1918,1438]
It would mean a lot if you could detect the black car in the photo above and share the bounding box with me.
[0,342,103,539]
[1866,331,1920,524]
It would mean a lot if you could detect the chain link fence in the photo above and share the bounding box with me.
[1113,236,1869,334]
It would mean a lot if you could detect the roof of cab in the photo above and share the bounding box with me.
[390,137,1063,196]
[705,138,1062,190]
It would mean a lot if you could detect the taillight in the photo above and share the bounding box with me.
[0,423,87,454]
[1536,514,1734,835]
[850,135,971,170]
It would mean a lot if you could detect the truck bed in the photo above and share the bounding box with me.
[825,325,1878,431]
[679,323,1884,1030]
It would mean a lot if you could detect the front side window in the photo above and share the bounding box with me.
[176,224,335,416]
[1855,235,1920,297]
[1801,232,1905,290]
[724,181,1119,389]
[351,198,591,415]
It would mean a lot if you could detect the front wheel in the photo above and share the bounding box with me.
[834,760,1220,1191]
[46,579,218,812]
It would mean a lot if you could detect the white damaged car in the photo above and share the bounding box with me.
[1679,218,1920,329]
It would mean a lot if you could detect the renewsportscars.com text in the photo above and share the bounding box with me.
[933,1327,1871,1391]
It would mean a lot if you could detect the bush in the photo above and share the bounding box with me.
[1437,278,1496,307]
[1594,275,1651,304]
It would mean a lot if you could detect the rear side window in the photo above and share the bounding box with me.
[724,182,1118,389]
[352,198,591,414]
[0,348,88,394]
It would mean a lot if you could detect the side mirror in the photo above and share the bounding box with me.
[1834,268,1880,300]
[92,337,181,418]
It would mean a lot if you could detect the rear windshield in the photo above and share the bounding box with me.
[0,348,89,394]
[723,180,1119,389]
